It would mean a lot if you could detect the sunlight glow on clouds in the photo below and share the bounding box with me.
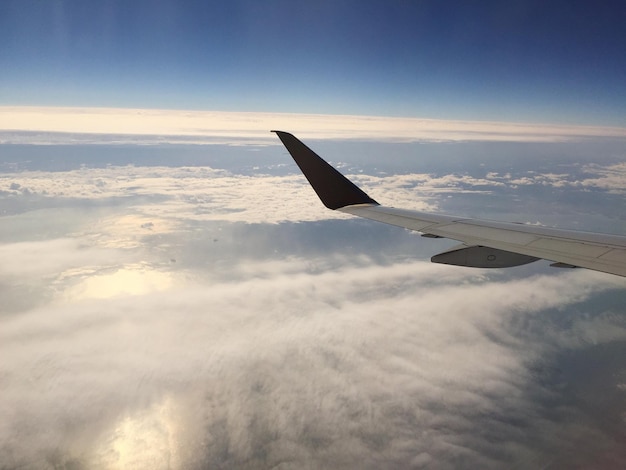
[2,106,626,145]
[63,264,176,301]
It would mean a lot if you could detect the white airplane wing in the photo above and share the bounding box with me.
[273,131,626,278]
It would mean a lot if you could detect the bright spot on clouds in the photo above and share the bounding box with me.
[63,264,176,301]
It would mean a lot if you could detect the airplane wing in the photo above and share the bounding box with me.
[273,130,626,278]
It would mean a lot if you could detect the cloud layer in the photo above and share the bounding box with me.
[3,106,626,145]
[2,251,625,469]
[1,138,626,469]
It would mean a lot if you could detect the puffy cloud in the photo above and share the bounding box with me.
[577,162,626,193]
[0,166,441,227]
[471,162,626,195]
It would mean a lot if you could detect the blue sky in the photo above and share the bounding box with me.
[2,0,626,124]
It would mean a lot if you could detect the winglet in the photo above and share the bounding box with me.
[272,131,379,210]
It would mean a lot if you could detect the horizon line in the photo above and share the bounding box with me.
[1,106,626,145]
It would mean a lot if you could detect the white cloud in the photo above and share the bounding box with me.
[1,166,440,228]
[1,138,626,468]
[577,162,626,193]
[1,253,624,468]
[481,163,626,194]
[2,106,626,144]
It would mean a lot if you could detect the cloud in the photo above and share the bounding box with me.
[1,252,625,468]
[1,138,625,469]
[0,238,122,278]
[4,160,624,240]
[0,165,440,227]
[577,162,626,193]
[478,163,626,194]
[2,106,626,145]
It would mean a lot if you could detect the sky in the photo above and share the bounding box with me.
[2,0,626,124]
[1,1,626,469]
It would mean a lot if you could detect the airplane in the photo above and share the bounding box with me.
[273,131,626,278]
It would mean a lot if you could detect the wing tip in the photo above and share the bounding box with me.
[273,130,379,210]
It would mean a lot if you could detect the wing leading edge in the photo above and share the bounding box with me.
[273,131,626,278]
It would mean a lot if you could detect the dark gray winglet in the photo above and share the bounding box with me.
[272,131,379,210]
